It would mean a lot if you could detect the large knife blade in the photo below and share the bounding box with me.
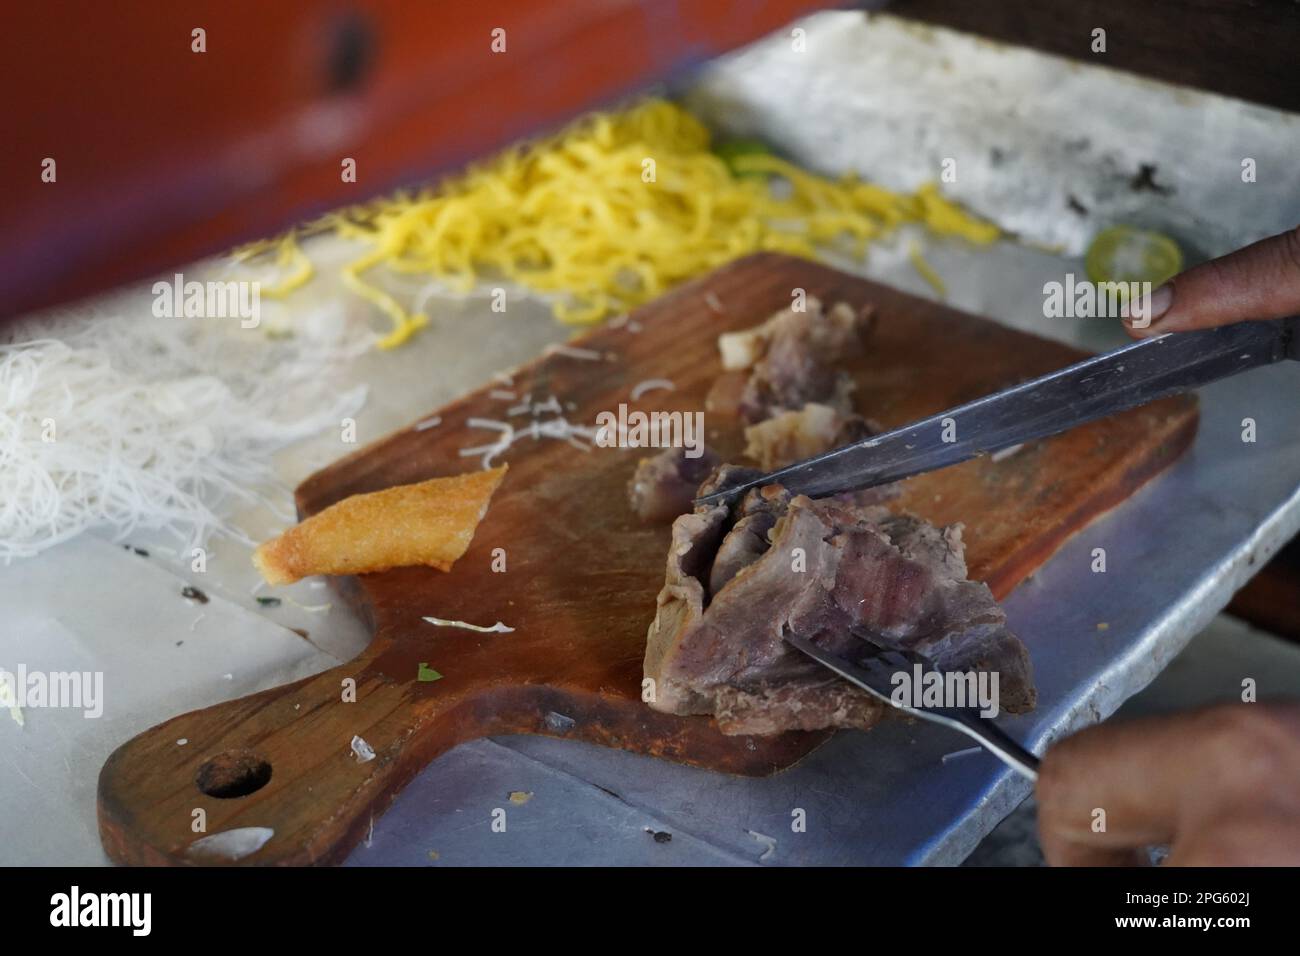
[697,316,1299,506]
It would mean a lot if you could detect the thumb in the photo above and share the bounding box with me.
[1123,225,1300,337]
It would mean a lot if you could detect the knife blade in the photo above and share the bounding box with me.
[697,316,1299,506]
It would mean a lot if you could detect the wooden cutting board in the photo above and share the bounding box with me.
[98,253,1198,865]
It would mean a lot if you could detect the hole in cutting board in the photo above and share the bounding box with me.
[195,750,273,799]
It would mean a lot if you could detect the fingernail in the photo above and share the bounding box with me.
[1122,283,1173,332]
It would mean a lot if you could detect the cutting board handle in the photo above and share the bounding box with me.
[97,620,818,865]
[97,635,501,866]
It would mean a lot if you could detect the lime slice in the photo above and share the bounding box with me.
[1085,226,1183,286]
[713,138,772,177]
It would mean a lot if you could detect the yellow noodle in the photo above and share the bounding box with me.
[235,99,997,347]
[908,242,948,298]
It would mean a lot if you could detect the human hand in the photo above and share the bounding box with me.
[1122,226,1300,337]
[1036,702,1300,865]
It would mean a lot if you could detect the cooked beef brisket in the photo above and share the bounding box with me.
[717,298,874,423]
[743,402,876,470]
[630,299,880,525]
[643,470,1036,735]
[635,300,1033,735]
[627,447,721,523]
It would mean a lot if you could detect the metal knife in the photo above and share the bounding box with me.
[698,316,1300,506]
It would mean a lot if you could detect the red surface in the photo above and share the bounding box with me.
[2,0,833,320]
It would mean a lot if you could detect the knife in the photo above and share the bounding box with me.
[697,316,1300,506]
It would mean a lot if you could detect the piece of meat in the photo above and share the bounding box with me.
[718,297,872,371]
[707,484,790,595]
[695,462,763,500]
[704,370,748,419]
[734,407,900,512]
[716,298,874,423]
[627,447,721,523]
[739,348,856,424]
[743,402,878,470]
[643,475,1035,735]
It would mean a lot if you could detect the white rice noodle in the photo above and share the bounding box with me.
[461,408,596,468]
[630,378,674,401]
[422,616,514,634]
[0,304,369,561]
[544,343,604,361]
